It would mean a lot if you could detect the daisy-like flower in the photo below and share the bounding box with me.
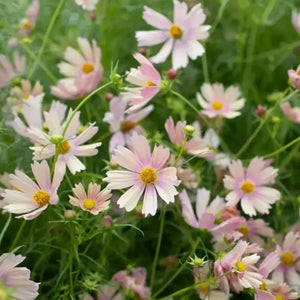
[292,10,300,33]
[179,188,225,230]
[272,231,300,287]
[75,0,98,11]
[197,83,245,119]
[21,0,39,36]
[1,160,64,220]
[104,133,180,216]
[69,182,111,215]
[135,0,210,70]
[223,157,280,216]
[51,37,103,100]
[0,52,26,88]
[103,96,153,153]
[121,53,161,112]
[281,102,300,123]
[0,253,39,300]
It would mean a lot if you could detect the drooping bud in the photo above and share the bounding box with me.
[167,69,179,80]
[105,92,114,102]
[138,48,147,56]
[256,105,266,117]
[103,215,113,228]
[64,209,76,219]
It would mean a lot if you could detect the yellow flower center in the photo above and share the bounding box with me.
[199,284,209,293]
[169,24,183,39]
[23,93,30,100]
[259,281,267,291]
[238,226,249,237]
[281,251,296,266]
[82,62,94,74]
[145,80,156,87]
[120,120,137,133]
[22,20,32,30]
[33,189,50,206]
[274,294,284,300]
[83,199,95,210]
[59,141,71,154]
[240,181,255,194]
[211,100,223,111]
[139,167,157,185]
[235,261,246,272]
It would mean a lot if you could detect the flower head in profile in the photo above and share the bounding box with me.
[104,133,180,216]
[103,96,153,153]
[223,157,280,216]
[197,83,245,119]
[0,253,39,300]
[281,102,300,123]
[136,0,210,69]
[121,53,161,112]
[69,182,111,215]
[1,160,64,220]
[288,65,300,90]
[51,37,103,100]
[0,52,26,88]
[21,0,40,36]
[292,10,300,33]
[75,0,98,11]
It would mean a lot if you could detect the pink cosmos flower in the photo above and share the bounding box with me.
[69,182,111,215]
[21,0,40,36]
[165,116,210,157]
[103,96,153,153]
[272,232,300,288]
[197,83,245,119]
[1,160,64,220]
[103,133,180,216]
[172,157,197,189]
[0,52,26,88]
[51,37,103,100]
[223,157,280,216]
[179,188,225,230]
[281,102,300,123]
[0,253,39,300]
[29,110,101,175]
[267,283,298,300]
[121,53,161,112]
[135,1,210,69]
[288,65,300,90]
[75,0,98,11]
[112,268,150,300]
[292,10,300,33]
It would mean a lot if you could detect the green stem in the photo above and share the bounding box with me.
[28,0,65,79]
[153,238,200,298]
[201,53,209,82]
[0,214,12,247]
[263,136,300,158]
[51,145,60,178]
[150,205,166,289]
[9,219,26,251]
[209,0,230,36]
[174,139,187,166]
[171,90,200,115]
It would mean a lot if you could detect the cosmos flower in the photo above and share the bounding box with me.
[288,65,300,90]
[121,53,161,112]
[0,52,26,88]
[197,83,245,119]
[292,10,300,33]
[75,0,98,11]
[0,253,39,299]
[1,160,64,220]
[223,157,280,216]
[135,0,210,69]
[103,96,153,153]
[281,102,300,123]
[69,182,111,215]
[104,133,180,216]
[21,0,40,36]
[51,37,103,100]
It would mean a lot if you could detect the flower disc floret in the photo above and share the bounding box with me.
[82,62,94,74]
[139,167,157,185]
[275,294,284,300]
[235,261,246,273]
[59,141,71,154]
[238,226,249,237]
[240,181,255,194]
[169,24,183,39]
[212,100,223,111]
[121,120,137,133]
[83,199,96,210]
[280,251,296,266]
[145,80,156,87]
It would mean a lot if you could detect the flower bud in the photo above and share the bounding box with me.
[64,210,76,219]
[224,232,234,243]
[105,92,114,102]
[184,124,195,136]
[167,69,179,80]
[89,11,97,21]
[103,215,113,228]
[50,134,64,145]
[256,105,266,117]
[138,48,147,56]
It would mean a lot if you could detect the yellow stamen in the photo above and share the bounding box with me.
[211,100,223,111]
[120,120,137,133]
[235,261,246,272]
[240,181,255,194]
[33,189,50,206]
[281,251,296,266]
[59,141,71,154]
[82,62,94,74]
[145,80,156,87]
[139,167,157,185]
[83,199,95,210]
[238,226,249,237]
[274,294,284,300]
[23,93,30,100]
[199,284,209,293]
[169,24,183,39]
[259,281,267,291]
[22,21,32,30]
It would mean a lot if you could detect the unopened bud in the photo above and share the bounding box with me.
[256,105,266,117]
[138,48,147,56]
[105,92,114,102]
[224,233,234,243]
[167,69,179,80]
[187,254,207,267]
[184,125,195,136]
[272,116,280,123]
[50,134,64,145]
[64,210,76,219]
[103,215,113,228]
[19,38,31,45]
[89,11,97,21]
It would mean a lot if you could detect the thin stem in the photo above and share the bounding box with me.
[9,219,26,251]
[0,214,12,247]
[28,0,65,79]
[174,139,187,166]
[201,53,209,82]
[171,90,200,115]
[209,0,230,36]
[150,205,166,289]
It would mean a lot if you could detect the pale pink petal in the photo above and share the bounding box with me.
[179,189,198,228]
[142,185,157,216]
[117,183,145,211]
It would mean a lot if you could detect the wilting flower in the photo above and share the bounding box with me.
[69,182,111,215]
[121,53,161,112]
[51,37,103,100]
[112,268,150,300]
[1,160,64,220]
[104,133,180,216]
[0,52,26,88]
[223,157,280,216]
[288,65,300,90]
[281,102,300,123]
[21,0,40,36]
[0,253,39,299]
[103,96,153,153]
[272,231,300,287]
[136,0,210,69]
[75,0,98,11]
[197,83,245,119]
[292,10,300,33]
[179,188,225,230]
